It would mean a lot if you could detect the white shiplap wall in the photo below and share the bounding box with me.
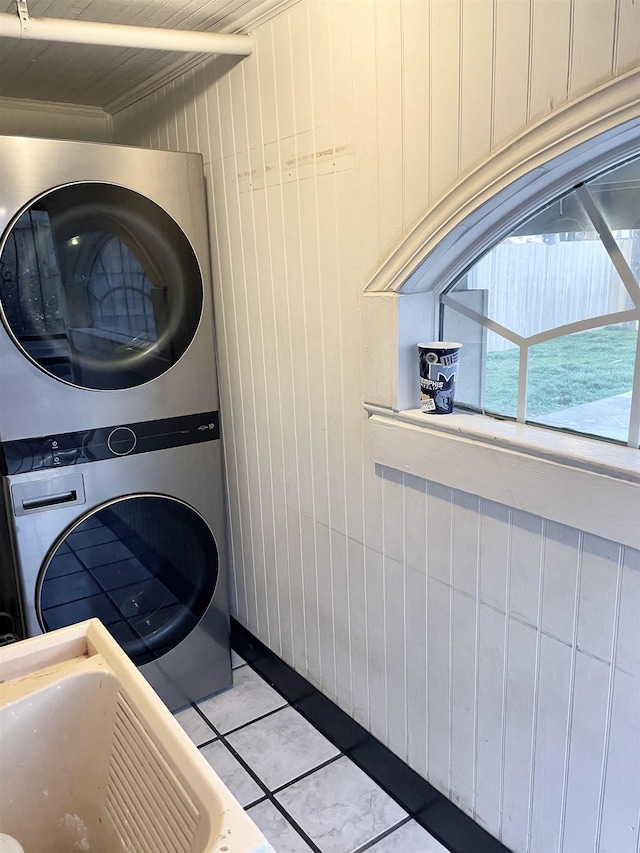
[112,2,640,851]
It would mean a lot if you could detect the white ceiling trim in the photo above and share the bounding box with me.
[0,94,108,119]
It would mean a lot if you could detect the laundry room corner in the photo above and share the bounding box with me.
[1,1,639,852]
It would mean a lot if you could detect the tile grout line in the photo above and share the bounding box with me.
[351,816,414,853]
[188,673,414,852]
[230,617,514,853]
[193,700,289,739]
[191,698,327,853]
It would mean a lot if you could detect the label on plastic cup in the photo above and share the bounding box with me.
[418,342,462,414]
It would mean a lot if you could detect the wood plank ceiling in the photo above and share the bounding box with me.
[0,0,293,112]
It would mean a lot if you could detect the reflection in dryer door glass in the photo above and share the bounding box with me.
[39,496,218,666]
[0,183,203,390]
[0,210,70,379]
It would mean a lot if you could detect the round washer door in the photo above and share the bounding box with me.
[37,495,218,666]
[0,183,203,390]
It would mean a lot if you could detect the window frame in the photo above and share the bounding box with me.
[440,170,640,446]
[362,69,640,547]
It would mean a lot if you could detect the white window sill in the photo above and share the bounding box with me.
[365,404,640,550]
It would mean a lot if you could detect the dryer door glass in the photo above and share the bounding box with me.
[0,184,203,390]
[37,495,218,666]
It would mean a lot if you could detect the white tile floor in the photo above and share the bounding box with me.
[175,652,449,853]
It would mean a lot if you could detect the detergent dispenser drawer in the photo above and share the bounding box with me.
[11,474,86,517]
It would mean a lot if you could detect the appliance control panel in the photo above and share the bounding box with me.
[0,411,220,475]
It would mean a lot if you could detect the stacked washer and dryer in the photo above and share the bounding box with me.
[0,135,232,710]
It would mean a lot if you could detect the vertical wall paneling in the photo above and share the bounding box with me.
[459,0,494,174]
[526,519,546,853]
[183,68,198,152]
[491,0,531,147]
[219,72,263,633]
[540,521,580,645]
[427,574,452,795]
[450,587,477,809]
[286,6,328,680]
[241,55,283,652]
[137,98,151,148]
[425,481,453,586]
[254,27,302,667]
[594,550,624,853]
[326,1,361,551]
[428,0,461,199]
[451,491,480,597]
[569,0,618,99]
[110,3,640,850]
[310,0,348,702]
[225,62,269,640]
[273,13,322,677]
[374,0,404,256]
[403,472,428,776]
[598,667,640,853]
[175,77,189,151]
[366,543,386,740]
[479,501,510,612]
[349,1,380,280]
[192,64,212,165]
[249,38,295,662]
[509,510,544,628]
[382,466,406,755]
[350,2,385,596]
[615,0,640,74]
[294,0,336,694]
[562,651,610,853]
[577,535,620,664]
[529,634,572,853]
[501,619,537,852]
[331,528,351,709]
[528,0,572,122]
[475,601,506,837]
[400,0,430,230]
[385,555,407,758]
[165,81,179,150]
[426,481,453,793]
[616,546,640,677]
[347,534,368,724]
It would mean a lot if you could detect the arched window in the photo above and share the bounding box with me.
[441,154,640,446]
[363,73,639,549]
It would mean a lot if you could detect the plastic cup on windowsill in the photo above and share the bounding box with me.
[418,342,462,414]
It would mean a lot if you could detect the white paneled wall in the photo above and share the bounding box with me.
[112,2,640,851]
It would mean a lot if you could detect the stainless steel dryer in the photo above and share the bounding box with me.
[0,135,232,708]
[0,135,218,439]
[0,414,231,711]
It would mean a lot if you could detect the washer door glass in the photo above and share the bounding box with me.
[0,183,203,390]
[38,495,218,666]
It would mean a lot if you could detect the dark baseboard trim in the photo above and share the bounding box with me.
[230,618,511,853]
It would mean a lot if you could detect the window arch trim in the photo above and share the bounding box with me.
[364,66,640,297]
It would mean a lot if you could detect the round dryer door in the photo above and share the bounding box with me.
[0,183,202,390]
[37,495,218,665]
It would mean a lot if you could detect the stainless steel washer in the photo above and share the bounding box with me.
[1,419,231,711]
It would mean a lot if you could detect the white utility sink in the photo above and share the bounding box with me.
[0,619,275,853]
